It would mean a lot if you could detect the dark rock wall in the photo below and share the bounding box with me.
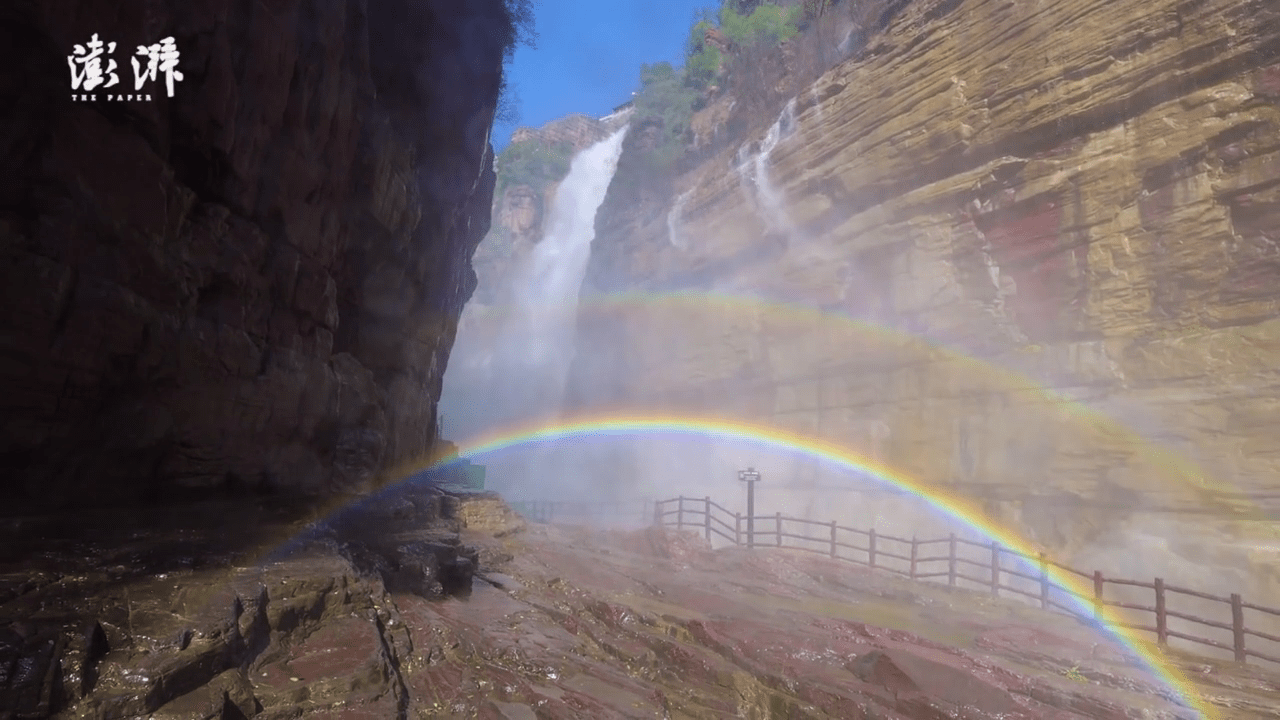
[0,0,506,508]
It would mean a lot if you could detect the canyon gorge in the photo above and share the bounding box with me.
[4,0,1280,716]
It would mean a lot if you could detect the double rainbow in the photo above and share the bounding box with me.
[404,412,1217,719]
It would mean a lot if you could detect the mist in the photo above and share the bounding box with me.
[439,127,628,499]
[438,0,1280,684]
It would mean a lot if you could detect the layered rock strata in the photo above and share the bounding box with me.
[9,504,1279,720]
[0,486,522,718]
[0,0,507,509]
[570,0,1280,583]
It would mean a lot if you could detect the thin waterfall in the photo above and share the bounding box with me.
[439,127,629,496]
[736,98,799,240]
[667,189,692,250]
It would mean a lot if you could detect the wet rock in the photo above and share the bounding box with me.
[150,669,258,720]
[12,479,1261,720]
[617,525,715,563]
[848,649,1023,717]
[0,624,64,719]
[0,489,524,718]
[384,544,445,598]
[451,492,527,537]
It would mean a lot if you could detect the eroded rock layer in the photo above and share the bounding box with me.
[570,0,1280,569]
[0,0,507,507]
[12,504,1280,719]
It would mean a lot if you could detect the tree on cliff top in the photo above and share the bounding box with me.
[497,0,538,62]
[632,61,701,172]
[623,1,804,180]
[718,2,803,47]
[495,0,539,135]
[684,1,802,90]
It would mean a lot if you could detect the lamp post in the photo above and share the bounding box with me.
[738,467,761,548]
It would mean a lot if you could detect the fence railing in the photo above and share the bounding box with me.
[653,495,1280,668]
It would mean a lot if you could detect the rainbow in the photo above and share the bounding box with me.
[460,289,1244,509]
[400,412,1216,719]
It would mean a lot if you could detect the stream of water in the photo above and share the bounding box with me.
[439,127,628,497]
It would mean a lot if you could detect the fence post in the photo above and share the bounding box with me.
[677,497,684,532]
[829,520,837,559]
[1038,552,1049,610]
[704,496,712,541]
[1231,593,1246,662]
[653,500,662,527]
[868,528,877,569]
[776,511,782,547]
[735,512,741,546]
[1093,571,1104,621]
[909,536,918,579]
[990,542,1000,596]
[1154,578,1168,646]
[948,534,957,587]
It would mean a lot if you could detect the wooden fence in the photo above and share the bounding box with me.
[653,495,1280,668]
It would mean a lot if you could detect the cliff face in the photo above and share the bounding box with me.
[0,0,508,508]
[471,112,630,305]
[571,0,1280,570]
[509,112,619,149]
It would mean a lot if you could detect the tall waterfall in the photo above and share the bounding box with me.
[439,127,628,496]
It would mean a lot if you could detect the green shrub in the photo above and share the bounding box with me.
[631,61,702,174]
[719,2,803,47]
[493,138,575,201]
[686,45,722,88]
[621,2,802,181]
[684,18,721,89]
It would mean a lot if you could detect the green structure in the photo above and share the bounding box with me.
[431,433,486,491]
[454,459,486,491]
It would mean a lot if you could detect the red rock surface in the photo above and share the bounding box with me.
[4,492,1278,719]
[399,523,1280,719]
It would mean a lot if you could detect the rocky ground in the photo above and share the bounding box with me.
[2,492,1277,719]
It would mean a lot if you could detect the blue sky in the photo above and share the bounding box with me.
[493,0,713,150]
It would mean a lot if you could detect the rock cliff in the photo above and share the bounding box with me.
[0,0,510,510]
[569,0,1280,587]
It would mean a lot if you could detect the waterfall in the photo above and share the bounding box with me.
[736,98,799,240]
[439,127,629,496]
[510,127,629,371]
[667,189,692,250]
